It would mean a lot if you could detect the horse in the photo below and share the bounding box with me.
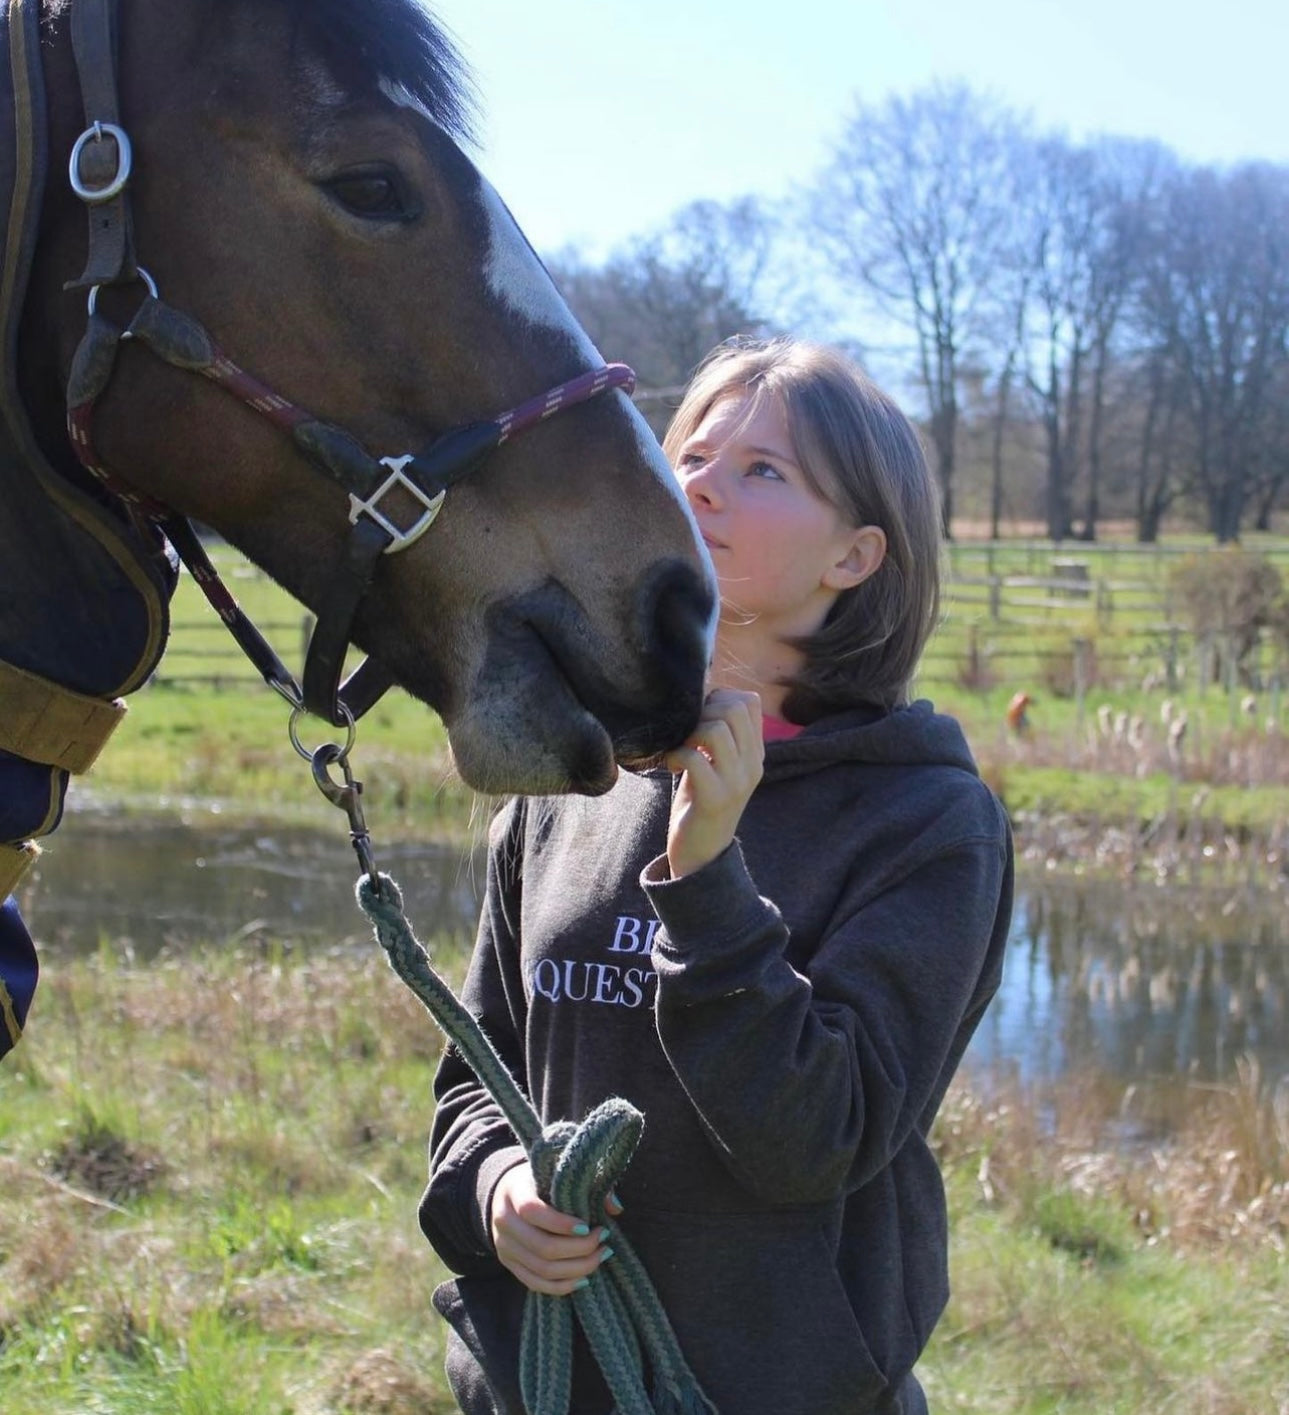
[0,0,716,1052]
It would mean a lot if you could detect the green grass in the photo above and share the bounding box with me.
[85,681,483,840]
[0,943,461,1414]
[929,537,1288,724]
[922,1075,1288,1414]
[926,1218,1287,1413]
[81,544,480,835]
[78,535,1289,856]
[1,944,1284,1414]
[10,536,1286,1412]
[988,762,1286,832]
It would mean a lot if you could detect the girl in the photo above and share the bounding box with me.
[420,337,1014,1415]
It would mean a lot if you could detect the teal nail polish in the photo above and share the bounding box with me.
[598,1227,612,1243]
[599,1246,615,1264]
[574,1277,590,1290]
[571,1223,590,1237]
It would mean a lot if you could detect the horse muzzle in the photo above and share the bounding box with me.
[453,564,713,795]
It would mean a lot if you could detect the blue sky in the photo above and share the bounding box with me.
[440,0,1288,259]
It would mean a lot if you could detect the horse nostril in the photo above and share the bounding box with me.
[593,563,713,766]
[643,561,714,708]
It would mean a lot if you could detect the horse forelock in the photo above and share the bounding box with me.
[42,0,475,136]
[283,0,476,140]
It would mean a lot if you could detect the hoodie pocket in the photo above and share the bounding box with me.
[432,1274,527,1415]
[624,1205,887,1415]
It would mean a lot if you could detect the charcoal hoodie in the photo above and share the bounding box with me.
[420,700,1014,1415]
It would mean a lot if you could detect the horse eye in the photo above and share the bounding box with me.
[325,168,414,221]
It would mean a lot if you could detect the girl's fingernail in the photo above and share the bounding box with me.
[574,1277,590,1290]
[598,1227,612,1243]
[571,1223,590,1237]
[608,1190,623,1211]
[598,1246,615,1264]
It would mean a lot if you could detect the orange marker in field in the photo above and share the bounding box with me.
[1006,692,1032,735]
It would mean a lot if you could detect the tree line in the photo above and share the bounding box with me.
[546,83,1289,544]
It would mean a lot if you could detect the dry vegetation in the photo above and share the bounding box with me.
[935,1064,1288,1257]
[4,539,1287,1410]
[0,943,1285,1413]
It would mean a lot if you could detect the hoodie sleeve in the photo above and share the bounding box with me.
[418,800,529,1275]
[642,779,1012,1206]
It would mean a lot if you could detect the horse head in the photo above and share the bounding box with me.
[17,0,715,796]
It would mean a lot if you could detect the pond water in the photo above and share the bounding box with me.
[18,813,482,955]
[970,875,1288,1089]
[16,814,1289,1093]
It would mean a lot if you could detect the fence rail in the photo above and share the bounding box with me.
[149,542,1289,717]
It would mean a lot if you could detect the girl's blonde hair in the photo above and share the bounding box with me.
[663,337,943,718]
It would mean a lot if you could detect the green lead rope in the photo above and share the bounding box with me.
[357,873,718,1415]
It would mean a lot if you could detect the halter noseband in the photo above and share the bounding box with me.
[61,0,636,727]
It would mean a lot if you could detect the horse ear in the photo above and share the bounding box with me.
[823,526,886,592]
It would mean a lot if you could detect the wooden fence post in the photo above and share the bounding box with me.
[1197,633,1212,696]
[1073,637,1088,728]
[1225,634,1239,727]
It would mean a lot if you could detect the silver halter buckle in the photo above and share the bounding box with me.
[349,455,446,554]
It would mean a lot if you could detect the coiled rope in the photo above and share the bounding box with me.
[358,872,717,1415]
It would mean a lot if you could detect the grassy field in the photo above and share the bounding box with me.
[82,681,478,841]
[1,942,1284,1414]
[5,536,1285,1412]
[79,537,1289,866]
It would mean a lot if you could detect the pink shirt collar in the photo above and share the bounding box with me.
[762,713,805,742]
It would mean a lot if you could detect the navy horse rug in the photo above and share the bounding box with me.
[0,0,175,1054]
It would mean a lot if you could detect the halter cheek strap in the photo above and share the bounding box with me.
[64,279,638,724]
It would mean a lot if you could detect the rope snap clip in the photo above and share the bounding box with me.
[288,704,380,893]
[310,742,379,892]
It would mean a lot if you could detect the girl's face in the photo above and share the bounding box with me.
[674,392,882,644]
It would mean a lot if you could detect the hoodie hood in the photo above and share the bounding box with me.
[764,699,980,782]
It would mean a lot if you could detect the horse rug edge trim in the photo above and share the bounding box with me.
[1,0,172,704]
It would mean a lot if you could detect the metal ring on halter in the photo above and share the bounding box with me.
[288,701,357,763]
[69,121,134,203]
[86,266,158,320]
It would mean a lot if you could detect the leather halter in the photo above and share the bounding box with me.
[62,0,637,726]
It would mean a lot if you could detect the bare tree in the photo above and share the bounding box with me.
[1126,345,1187,541]
[1077,141,1173,540]
[809,83,1019,536]
[545,197,781,430]
[1248,356,1289,531]
[1013,137,1165,540]
[986,298,1028,539]
[973,131,1041,540]
[1019,137,1087,541]
[1138,163,1289,542]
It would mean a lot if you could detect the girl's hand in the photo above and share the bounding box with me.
[663,689,764,879]
[489,1162,614,1296]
